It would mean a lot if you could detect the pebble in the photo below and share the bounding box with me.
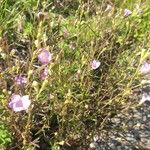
[89,102,150,149]
[89,142,97,149]
[111,118,120,123]
[143,116,147,121]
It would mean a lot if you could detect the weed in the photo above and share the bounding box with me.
[0,0,150,149]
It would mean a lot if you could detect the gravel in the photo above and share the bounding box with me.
[89,102,150,150]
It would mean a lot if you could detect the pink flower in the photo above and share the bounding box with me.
[15,75,27,85]
[38,50,52,65]
[90,60,101,70]
[105,4,112,12]
[140,62,150,74]
[139,93,150,104]
[124,9,132,17]
[9,94,31,112]
[40,67,48,80]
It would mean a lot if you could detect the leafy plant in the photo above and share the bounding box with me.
[0,0,150,149]
[0,123,11,147]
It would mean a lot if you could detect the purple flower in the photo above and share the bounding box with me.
[105,4,112,12]
[139,93,150,105]
[90,59,101,70]
[15,75,27,85]
[38,50,52,65]
[140,62,150,74]
[124,9,132,17]
[9,94,31,112]
[40,67,49,80]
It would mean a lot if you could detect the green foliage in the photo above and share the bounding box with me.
[0,0,150,149]
[0,94,11,148]
[0,123,11,147]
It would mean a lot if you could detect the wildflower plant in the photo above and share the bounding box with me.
[0,0,150,149]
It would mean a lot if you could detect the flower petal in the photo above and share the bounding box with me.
[15,75,27,85]
[124,9,132,17]
[12,103,25,112]
[105,4,112,12]
[21,95,31,109]
[38,50,52,65]
[139,93,150,104]
[91,59,101,70]
[140,62,150,74]
[9,94,21,108]
[40,67,48,80]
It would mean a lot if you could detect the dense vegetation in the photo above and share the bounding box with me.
[0,0,150,149]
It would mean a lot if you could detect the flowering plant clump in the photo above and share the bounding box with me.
[0,0,149,149]
[9,94,31,112]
